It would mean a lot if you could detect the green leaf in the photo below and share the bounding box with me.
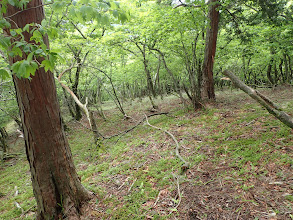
[112,10,119,18]
[14,41,26,48]
[110,1,119,9]
[0,37,11,49]
[30,30,43,43]
[0,19,11,29]
[11,46,23,57]
[23,44,31,53]
[0,69,10,80]
[34,49,43,55]
[15,28,22,35]
[41,19,47,27]
[10,30,17,37]
[52,2,65,13]
[23,23,31,32]
[41,60,54,72]
[27,52,34,62]
[8,0,15,6]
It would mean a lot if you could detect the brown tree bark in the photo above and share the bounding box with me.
[201,0,220,100]
[0,127,8,154]
[5,1,92,219]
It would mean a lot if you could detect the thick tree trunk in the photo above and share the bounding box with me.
[201,0,220,100]
[5,1,91,219]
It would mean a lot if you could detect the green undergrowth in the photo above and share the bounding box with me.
[1,89,293,219]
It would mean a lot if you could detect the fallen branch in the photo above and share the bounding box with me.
[223,70,293,129]
[144,114,190,171]
[103,112,169,140]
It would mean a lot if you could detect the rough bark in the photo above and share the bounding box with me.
[201,0,220,100]
[5,1,92,219]
[223,70,293,129]
[0,127,8,153]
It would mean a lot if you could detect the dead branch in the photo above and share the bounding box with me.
[103,112,169,140]
[223,70,293,129]
[57,66,102,141]
[144,114,190,170]
[169,174,182,215]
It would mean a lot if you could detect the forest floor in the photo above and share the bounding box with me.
[0,86,293,220]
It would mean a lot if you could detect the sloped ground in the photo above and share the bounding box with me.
[0,86,292,219]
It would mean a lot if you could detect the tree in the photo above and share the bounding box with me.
[3,1,91,219]
[201,0,220,100]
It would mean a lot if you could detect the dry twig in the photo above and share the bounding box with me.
[169,175,182,215]
[144,114,190,170]
[128,178,137,193]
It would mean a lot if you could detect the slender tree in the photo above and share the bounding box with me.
[4,1,91,219]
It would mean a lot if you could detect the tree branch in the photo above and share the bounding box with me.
[144,114,190,171]
[3,3,53,19]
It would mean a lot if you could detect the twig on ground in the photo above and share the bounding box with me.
[153,190,163,207]
[20,205,36,218]
[144,114,190,171]
[128,178,137,193]
[104,112,169,140]
[169,175,182,215]
[118,177,130,190]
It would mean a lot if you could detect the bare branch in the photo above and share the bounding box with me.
[173,3,202,9]
[4,3,53,19]
[144,114,190,170]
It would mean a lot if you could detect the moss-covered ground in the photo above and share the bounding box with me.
[0,86,292,219]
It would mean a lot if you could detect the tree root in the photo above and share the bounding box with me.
[144,114,190,172]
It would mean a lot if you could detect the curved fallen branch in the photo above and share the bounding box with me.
[223,70,293,129]
[144,114,190,171]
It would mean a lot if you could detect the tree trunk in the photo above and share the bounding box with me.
[223,70,293,129]
[283,53,289,82]
[0,127,8,153]
[5,1,91,219]
[151,48,186,105]
[267,59,274,85]
[201,0,220,100]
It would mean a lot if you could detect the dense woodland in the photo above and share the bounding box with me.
[0,0,293,219]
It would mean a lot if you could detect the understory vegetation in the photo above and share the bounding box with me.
[0,0,293,219]
[1,87,292,219]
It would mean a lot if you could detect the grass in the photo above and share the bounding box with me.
[0,87,293,219]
